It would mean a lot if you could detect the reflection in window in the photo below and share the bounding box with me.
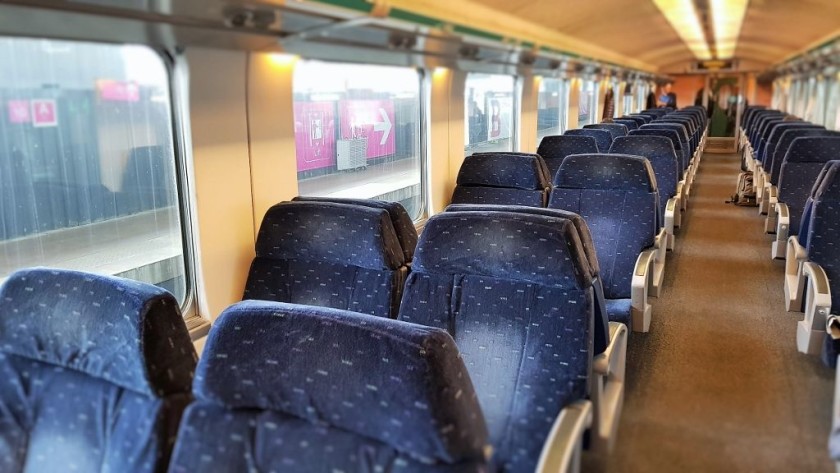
[465,73,516,155]
[292,61,424,220]
[0,37,188,305]
[537,78,568,145]
[578,80,598,126]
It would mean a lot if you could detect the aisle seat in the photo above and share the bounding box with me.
[451,152,551,207]
[0,267,197,473]
[565,128,614,153]
[537,135,599,178]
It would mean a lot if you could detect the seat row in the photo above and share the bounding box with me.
[739,106,840,467]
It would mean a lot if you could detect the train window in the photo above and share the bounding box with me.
[578,79,598,126]
[0,37,191,306]
[465,73,516,155]
[622,83,634,116]
[537,78,568,144]
[292,61,424,220]
[826,76,840,130]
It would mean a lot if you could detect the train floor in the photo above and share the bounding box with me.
[603,150,835,472]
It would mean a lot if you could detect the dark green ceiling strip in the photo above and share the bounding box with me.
[452,24,504,42]
[309,0,372,13]
[388,8,441,28]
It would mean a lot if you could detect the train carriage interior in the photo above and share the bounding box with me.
[1,0,840,471]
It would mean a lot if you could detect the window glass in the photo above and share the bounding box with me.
[0,37,189,305]
[537,78,568,144]
[826,74,840,130]
[622,83,634,117]
[292,61,423,220]
[465,73,515,155]
[578,79,598,126]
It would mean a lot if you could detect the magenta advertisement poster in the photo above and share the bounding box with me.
[294,101,336,172]
[339,100,396,158]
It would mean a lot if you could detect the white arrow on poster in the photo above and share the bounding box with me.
[31,99,58,127]
[373,108,392,145]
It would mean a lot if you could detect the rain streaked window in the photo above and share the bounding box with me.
[537,78,569,146]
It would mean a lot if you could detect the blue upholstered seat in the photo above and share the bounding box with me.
[243,201,408,318]
[760,123,822,167]
[777,137,840,232]
[629,128,687,173]
[169,301,491,472]
[451,152,551,207]
[625,114,651,125]
[641,123,691,161]
[537,135,599,178]
[584,123,629,141]
[799,162,840,249]
[292,196,418,262]
[398,211,594,471]
[754,119,792,164]
[610,135,680,225]
[769,129,838,186]
[548,154,658,329]
[0,267,197,473]
[613,119,639,131]
[565,128,613,153]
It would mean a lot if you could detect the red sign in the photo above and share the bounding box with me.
[31,99,57,127]
[294,102,336,172]
[97,80,140,102]
[339,100,395,159]
[7,100,30,124]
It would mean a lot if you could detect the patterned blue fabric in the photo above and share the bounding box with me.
[450,186,545,207]
[654,120,696,153]
[456,153,550,190]
[613,119,639,131]
[760,123,822,165]
[549,154,658,301]
[584,123,629,141]
[778,137,840,233]
[0,268,196,473]
[806,165,840,313]
[641,123,690,157]
[769,129,838,185]
[292,196,418,261]
[244,201,407,318]
[170,301,490,472]
[604,298,631,327]
[629,128,687,173]
[565,128,613,153]
[749,113,784,145]
[609,136,679,228]
[620,116,646,127]
[399,211,592,472]
[626,114,652,124]
[798,161,840,248]
[537,135,599,178]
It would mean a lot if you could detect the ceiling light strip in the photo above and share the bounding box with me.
[710,0,748,59]
[652,0,712,60]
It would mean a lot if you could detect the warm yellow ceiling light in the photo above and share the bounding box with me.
[710,0,748,59]
[652,0,712,60]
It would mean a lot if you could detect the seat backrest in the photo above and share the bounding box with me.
[621,115,648,126]
[537,135,599,178]
[761,123,822,164]
[243,201,407,318]
[770,129,840,185]
[565,128,613,152]
[397,211,593,472]
[292,196,418,262]
[629,128,687,173]
[806,164,840,312]
[584,123,629,140]
[609,135,679,226]
[614,118,639,131]
[778,137,840,231]
[0,267,197,473]
[750,112,785,144]
[745,110,779,136]
[451,152,551,207]
[169,300,490,472]
[548,154,658,300]
[642,108,667,117]
[754,118,788,160]
[626,114,652,125]
[798,161,840,249]
[742,105,766,128]
[641,123,691,157]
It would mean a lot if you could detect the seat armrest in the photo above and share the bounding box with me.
[784,236,808,312]
[631,249,655,333]
[664,197,678,248]
[797,262,833,355]
[536,400,593,473]
[677,180,688,211]
[771,203,790,259]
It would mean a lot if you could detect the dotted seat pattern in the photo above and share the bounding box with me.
[398,211,593,472]
[243,201,407,319]
[778,137,840,232]
[565,128,613,153]
[769,129,839,186]
[610,136,679,228]
[629,128,687,174]
[169,301,490,472]
[798,161,840,248]
[760,123,822,166]
[451,153,551,208]
[0,268,197,473]
[537,135,599,179]
[584,123,629,141]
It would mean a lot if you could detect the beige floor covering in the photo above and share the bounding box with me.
[603,150,835,472]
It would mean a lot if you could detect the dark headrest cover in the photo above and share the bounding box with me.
[815,161,840,202]
[0,268,197,397]
[444,204,600,277]
[537,135,598,160]
[641,123,688,142]
[629,129,681,149]
[554,153,658,192]
[256,201,405,270]
[413,211,593,289]
[457,153,549,190]
[784,137,840,164]
[291,196,418,261]
[196,300,490,464]
[610,136,677,160]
